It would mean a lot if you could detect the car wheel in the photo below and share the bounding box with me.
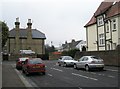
[99,67,104,71]
[22,69,25,73]
[58,63,61,66]
[25,70,29,76]
[74,64,77,69]
[85,65,89,71]
[64,63,67,67]
[42,72,46,75]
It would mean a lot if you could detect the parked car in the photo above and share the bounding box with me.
[22,58,46,76]
[16,57,29,70]
[74,56,104,71]
[58,56,77,67]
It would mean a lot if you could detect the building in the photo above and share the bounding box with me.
[7,18,46,54]
[84,1,120,51]
[60,39,86,52]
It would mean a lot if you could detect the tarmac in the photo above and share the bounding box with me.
[2,60,27,89]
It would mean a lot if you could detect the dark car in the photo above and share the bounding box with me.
[16,57,29,70]
[22,58,46,76]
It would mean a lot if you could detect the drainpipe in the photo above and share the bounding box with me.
[109,19,113,50]
[96,21,99,51]
[103,15,107,50]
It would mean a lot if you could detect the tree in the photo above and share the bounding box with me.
[0,21,9,48]
[45,44,56,53]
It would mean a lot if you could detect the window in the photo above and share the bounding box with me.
[112,19,116,31]
[106,23,109,33]
[99,34,105,46]
[98,16,104,26]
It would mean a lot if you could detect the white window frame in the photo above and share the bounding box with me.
[99,34,105,46]
[112,19,117,31]
[106,23,109,33]
[97,16,104,26]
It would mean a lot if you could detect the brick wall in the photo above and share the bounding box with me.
[75,45,120,66]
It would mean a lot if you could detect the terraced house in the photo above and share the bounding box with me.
[84,1,120,51]
[7,18,46,54]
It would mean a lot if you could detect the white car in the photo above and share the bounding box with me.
[74,56,104,71]
[58,56,77,67]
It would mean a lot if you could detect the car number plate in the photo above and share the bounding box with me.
[33,66,40,68]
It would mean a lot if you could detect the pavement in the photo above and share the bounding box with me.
[2,60,27,89]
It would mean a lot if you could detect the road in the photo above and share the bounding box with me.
[20,60,119,88]
[7,60,119,89]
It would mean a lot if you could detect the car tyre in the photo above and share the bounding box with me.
[85,65,89,71]
[58,63,61,66]
[42,72,46,75]
[74,64,77,69]
[64,63,67,67]
[25,70,29,76]
[22,69,25,73]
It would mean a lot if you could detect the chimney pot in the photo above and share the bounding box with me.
[28,19,31,23]
[16,17,19,22]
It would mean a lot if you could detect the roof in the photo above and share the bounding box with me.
[106,1,120,18]
[9,28,46,39]
[62,40,82,50]
[85,1,120,27]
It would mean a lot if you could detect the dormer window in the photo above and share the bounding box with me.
[97,16,104,26]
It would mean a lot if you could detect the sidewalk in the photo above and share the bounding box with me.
[2,61,27,89]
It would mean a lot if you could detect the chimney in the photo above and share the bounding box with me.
[27,19,32,50]
[15,17,20,54]
[27,19,32,29]
[15,17,20,28]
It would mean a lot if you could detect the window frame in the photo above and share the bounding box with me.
[112,19,117,31]
[99,33,105,46]
[97,16,104,26]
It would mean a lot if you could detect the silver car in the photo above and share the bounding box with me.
[58,56,77,67]
[74,56,104,71]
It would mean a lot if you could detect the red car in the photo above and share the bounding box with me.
[22,58,46,76]
[16,57,29,70]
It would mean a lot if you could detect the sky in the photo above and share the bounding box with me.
[0,0,104,47]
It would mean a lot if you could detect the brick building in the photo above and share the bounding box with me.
[7,18,46,55]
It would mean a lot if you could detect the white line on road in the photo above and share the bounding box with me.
[72,73,98,81]
[106,69,118,72]
[48,74,53,77]
[51,68,63,72]
[108,75,115,78]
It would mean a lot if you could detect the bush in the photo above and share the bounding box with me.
[62,49,80,58]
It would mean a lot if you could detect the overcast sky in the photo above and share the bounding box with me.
[0,0,104,47]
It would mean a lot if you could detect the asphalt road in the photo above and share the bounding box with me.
[16,60,119,89]
[9,60,119,89]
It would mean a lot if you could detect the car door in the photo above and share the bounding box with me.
[80,57,89,68]
[77,57,84,68]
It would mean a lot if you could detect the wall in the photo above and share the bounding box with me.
[87,24,97,51]
[75,45,120,66]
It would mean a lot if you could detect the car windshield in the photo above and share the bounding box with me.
[29,58,42,64]
[91,56,101,60]
[64,56,73,60]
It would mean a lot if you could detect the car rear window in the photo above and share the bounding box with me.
[64,56,73,60]
[19,58,29,61]
[29,58,42,64]
[91,56,101,60]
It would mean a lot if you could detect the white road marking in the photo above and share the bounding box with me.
[108,75,115,78]
[72,73,98,81]
[90,72,96,75]
[51,68,63,72]
[48,74,53,77]
[106,69,118,72]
